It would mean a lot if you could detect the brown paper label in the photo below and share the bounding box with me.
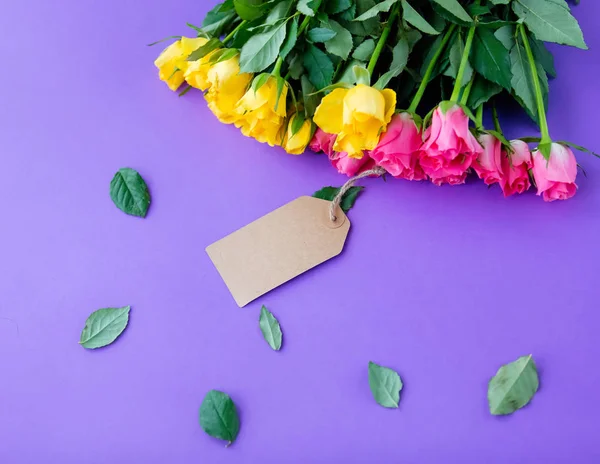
[206,196,350,307]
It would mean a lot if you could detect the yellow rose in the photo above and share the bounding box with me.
[203,54,252,124]
[283,114,312,155]
[234,76,287,146]
[313,84,396,158]
[154,37,207,91]
[184,42,222,91]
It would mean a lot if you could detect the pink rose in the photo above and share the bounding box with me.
[473,134,503,185]
[532,143,578,202]
[309,128,374,177]
[419,104,483,186]
[499,140,532,197]
[309,128,335,156]
[330,151,375,177]
[369,112,426,181]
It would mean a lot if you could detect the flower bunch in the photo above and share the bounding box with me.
[154,0,595,202]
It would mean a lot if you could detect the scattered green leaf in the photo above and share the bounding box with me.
[79,306,131,349]
[259,306,282,351]
[368,361,403,409]
[110,168,151,218]
[199,390,240,446]
[488,355,539,416]
[312,186,364,213]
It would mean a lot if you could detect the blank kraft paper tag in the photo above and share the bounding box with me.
[206,196,350,307]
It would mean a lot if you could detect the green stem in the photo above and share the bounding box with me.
[367,5,400,76]
[519,24,551,143]
[407,24,456,113]
[450,25,476,102]
[492,105,502,133]
[476,104,484,129]
[272,57,284,77]
[298,15,311,36]
[460,72,476,105]
[223,20,247,44]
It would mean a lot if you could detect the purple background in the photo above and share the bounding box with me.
[1,1,600,463]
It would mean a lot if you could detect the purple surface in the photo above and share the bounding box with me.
[1,1,600,463]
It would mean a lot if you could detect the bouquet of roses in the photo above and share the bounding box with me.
[153,0,594,201]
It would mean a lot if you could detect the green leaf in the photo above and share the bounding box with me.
[354,0,398,21]
[488,355,539,416]
[339,3,357,20]
[466,75,502,109]
[494,25,516,50]
[301,76,319,117]
[202,3,236,37]
[298,0,322,16]
[307,27,337,43]
[510,39,547,124]
[344,0,380,36]
[251,73,271,93]
[234,0,268,21]
[512,0,587,49]
[239,21,288,73]
[353,65,371,85]
[467,4,491,16]
[110,168,150,218]
[326,0,352,14]
[147,35,183,47]
[373,37,409,89]
[208,48,239,65]
[444,32,472,88]
[401,0,440,35]
[312,186,364,212]
[489,0,510,4]
[430,0,472,23]
[287,53,304,79]
[259,306,282,351]
[471,27,512,90]
[420,33,451,79]
[368,361,403,409]
[530,38,556,78]
[188,38,222,62]
[280,17,298,60]
[199,390,240,446]
[557,141,600,159]
[324,20,353,60]
[303,44,334,90]
[352,39,375,60]
[537,142,551,159]
[79,306,130,349]
[266,0,293,22]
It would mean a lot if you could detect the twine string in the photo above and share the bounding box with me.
[329,166,386,222]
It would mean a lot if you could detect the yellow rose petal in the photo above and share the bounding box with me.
[314,88,347,135]
[381,88,397,124]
